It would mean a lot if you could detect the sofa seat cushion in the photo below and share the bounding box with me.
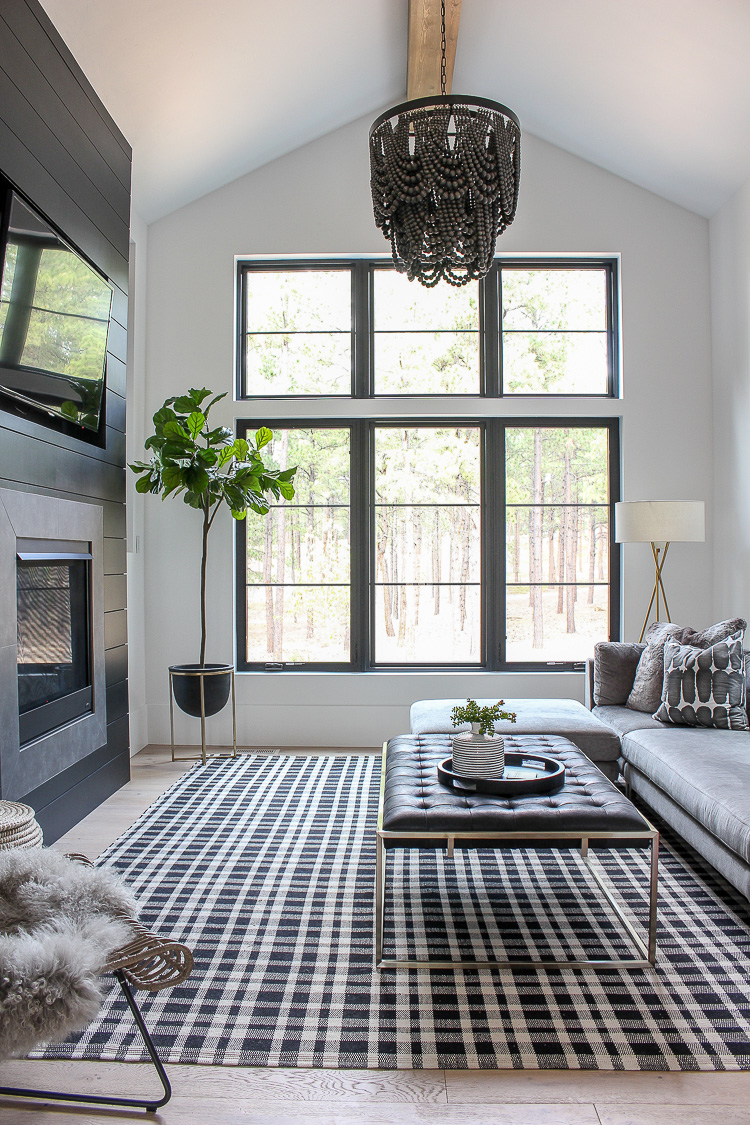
[621,727,750,863]
[409,698,621,762]
[593,705,666,737]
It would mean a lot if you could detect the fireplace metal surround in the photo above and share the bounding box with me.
[0,487,106,801]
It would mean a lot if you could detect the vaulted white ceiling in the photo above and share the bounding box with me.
[41,0,750,224]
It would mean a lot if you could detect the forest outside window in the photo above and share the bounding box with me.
[236,419,618,671]
[237,259,618,399]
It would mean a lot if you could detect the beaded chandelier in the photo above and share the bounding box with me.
[369,2,520,288]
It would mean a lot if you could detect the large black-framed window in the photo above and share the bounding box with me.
[235,418,620,672]
[237,258,619,400]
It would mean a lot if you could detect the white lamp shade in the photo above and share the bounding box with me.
[615,500,705,544]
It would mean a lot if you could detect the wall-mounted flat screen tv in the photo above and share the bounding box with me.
[0,188,113,440]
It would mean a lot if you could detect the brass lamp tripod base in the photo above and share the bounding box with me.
[639,541,671,642]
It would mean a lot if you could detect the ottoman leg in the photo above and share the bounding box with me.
[375,830,385,967]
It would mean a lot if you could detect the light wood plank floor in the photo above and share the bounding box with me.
[0,744,748,1124]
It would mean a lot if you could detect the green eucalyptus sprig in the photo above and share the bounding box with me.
[450,698,517,737]
[129,387,297,666]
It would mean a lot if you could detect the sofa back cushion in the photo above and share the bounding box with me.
[593,642,645,706]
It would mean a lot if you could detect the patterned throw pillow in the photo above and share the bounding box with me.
[654,633,749,729]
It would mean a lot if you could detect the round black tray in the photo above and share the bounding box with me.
[437,752,565,796]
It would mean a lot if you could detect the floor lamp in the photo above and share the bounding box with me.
[615,500,705,642]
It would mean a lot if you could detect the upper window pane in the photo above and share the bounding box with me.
[243,269,351,395]
[505,427,610,505]
[502,267,610,395]
[374,426,481,505]
[373,268,480,394]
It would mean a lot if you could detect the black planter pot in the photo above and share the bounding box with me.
[169,664,233,718]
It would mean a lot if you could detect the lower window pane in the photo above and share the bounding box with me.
[245,333,350,395]
[503,331,608,394]
[505,505,610,584]
[373,584,481,663]
[246,586,350,663]
[374,332,479,394]
[505,584,609,663]
[247,506,350,584]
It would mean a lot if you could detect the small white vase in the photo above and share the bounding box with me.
[452,723,505,779]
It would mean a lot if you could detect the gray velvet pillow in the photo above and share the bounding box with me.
[626,623,694,714]
[682,617,747,648]
[627,618,748,715]
[593,642,645,706]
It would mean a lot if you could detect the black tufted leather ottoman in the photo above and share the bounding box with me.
[376,733,659,971]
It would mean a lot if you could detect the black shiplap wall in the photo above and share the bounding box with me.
[0,0,131,841]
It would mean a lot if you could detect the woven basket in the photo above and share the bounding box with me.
[0,800,43,850]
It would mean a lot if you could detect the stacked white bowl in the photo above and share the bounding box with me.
[451,730,505,779]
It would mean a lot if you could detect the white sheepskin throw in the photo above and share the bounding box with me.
[0,849,137,1059]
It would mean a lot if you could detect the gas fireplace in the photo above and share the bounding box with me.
[17,549,93,745]
[0,488,106,802]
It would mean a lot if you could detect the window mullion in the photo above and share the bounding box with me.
[350,420,369,670]
[353,261,371,398]
[485,419,505,667]
[482,263,500,397]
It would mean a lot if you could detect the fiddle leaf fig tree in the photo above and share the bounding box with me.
[129,388,296,667]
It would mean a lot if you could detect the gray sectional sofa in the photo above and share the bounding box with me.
[586,642,750,900]
[411,622,750,899]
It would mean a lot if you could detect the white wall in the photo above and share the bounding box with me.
[710,178,750,626]
[126,205,148,753]
[135,114,713,749]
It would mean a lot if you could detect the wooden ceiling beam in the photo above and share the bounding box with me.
[407,0,462,101]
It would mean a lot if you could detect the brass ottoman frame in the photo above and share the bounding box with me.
[376,741,659,972]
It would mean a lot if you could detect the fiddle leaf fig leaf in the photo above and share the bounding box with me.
[185,466,209,495]
[163,419,190,441]
[173,395,197,413]
[187,411,205,439]
[278,480,295,500]
[233,438,249,462]
[161,465,185,496]
[204,392,227,418]
[153,406,177,427]
[255,426,273,450]
[206,426,233,447]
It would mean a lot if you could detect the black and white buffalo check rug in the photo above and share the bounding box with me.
[41,753,750,1069]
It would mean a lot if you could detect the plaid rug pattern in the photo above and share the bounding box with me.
[41,753,750,1069]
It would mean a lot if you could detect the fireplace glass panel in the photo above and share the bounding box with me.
[17,556,92,743]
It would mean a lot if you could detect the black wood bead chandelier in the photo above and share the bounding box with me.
[369,0,520,287]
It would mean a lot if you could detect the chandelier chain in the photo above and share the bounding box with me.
[440,0,447,97]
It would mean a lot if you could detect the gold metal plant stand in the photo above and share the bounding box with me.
[169,665,237,764]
